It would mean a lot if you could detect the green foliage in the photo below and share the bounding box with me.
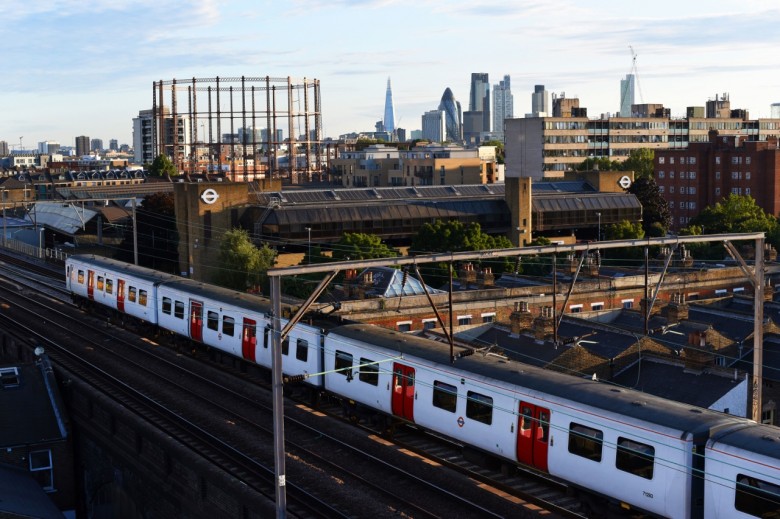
[621,148,655,179]
[149,154,177,177]
[410,220,514,283]
[628,176,671,236]
[481,140,505,164]
[331,233,400,261]
[214,229,277,291]
[605,220,645,241]
[577,157,621,171]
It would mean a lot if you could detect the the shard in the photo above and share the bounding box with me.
[384,77,395,133]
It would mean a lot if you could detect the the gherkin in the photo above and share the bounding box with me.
[438,87,462,143]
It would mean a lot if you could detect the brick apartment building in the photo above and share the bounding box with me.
[654,130,780,230]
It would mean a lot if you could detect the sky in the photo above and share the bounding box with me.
[4,0,780,149]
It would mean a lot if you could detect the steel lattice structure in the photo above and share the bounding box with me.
[152,76,322,182]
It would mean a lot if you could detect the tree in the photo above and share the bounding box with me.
[577,157,621,171]
[213,229,277,292]
[331,233,400,261]
[481,139,505,164]
[627,176,671,237]
[621,148,655,179]
[116,192,179,272]
[149,154,177,178]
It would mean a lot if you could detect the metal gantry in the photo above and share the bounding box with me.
[267,232,767,516]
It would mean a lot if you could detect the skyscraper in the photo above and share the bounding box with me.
[620,74,635,117]
[531,85,549,116]
[421,110,445,142]
[469,73,490,132]
[75,136,90,157]
[438,88,462,142]
[383,77,395,134]
[492,75,513,137]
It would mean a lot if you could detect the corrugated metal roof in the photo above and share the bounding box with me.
[24,202,98,235]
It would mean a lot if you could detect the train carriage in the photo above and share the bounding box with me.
[66,255,176,324]
[704,423,780,518]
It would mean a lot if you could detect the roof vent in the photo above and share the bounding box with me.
[0,367,20,388]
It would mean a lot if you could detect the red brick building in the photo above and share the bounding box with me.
[655,130,780,230]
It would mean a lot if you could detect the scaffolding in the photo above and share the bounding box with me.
[152,76,322,183]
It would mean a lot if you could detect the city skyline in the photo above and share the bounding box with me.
[4,1,780,148]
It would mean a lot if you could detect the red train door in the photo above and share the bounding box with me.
[242,318,257,362]
[117,279,125,312]
[391,363,415,422]
[189,300,203,342]
[87,270,95,300]
[517,401,550,472]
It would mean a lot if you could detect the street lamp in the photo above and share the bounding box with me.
[305,227,311,264]
[596,212,601,241]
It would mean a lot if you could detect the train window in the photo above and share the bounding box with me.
[466,391,493,425]
[735,474,780,517]
[263,325,270,348]
[335,350,353,377]
[97,276,104,291]
[174,301,184,319]
[520,405,533,430]
[162,297,172,315]
[105,279,113,295]
[568,423,603,462]
[432,380,457,413]
[295,339,308,361]
[129,287,137,303]
[139,290,147,306]
[358,358,379,386]
[222,316,235,336]
[207,311,219,331]
[78,270,85,284]
[616,437,655,479]
[282,338,290,356]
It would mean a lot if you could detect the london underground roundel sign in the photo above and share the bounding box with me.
[618,175,632,189]
[201,188,219,204]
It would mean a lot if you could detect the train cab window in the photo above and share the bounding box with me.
[207,311,219,331]
[466,391,493,425]
[105,279,113,295]
[97,276,105,291]
[568,423,604,462]
[616,437,655,479]
[129,287,137,303]
[174,300,184,319]
[78,270,85,284]
[222,316,235,336]
[358,358,379,386]
[735,474,780,517]
[335,350,353,377]
[295,339,308,361]
[138,290,148,306]
[162,297,172,315]
[432,380,458,412]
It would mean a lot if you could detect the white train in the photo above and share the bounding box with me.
[65,254,780,518]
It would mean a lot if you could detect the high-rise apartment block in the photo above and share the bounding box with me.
[38,141,60,155]
[132,108,192,165]
[383,77,395,135]
[505,100,780,179]
[109,139,119,151]
[75,136,90,157]
[0,141,8,156]
[655,131,780,229]
[492,75,513,138]
[531,85,549,116]
[91,139,104,152]
[469,73,490,133]
[619,74,635,117]
[421,110,445,142]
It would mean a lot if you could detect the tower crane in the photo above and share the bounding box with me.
[620,46,644,115]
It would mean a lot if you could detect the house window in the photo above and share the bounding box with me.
[715,187,721,196]
[591,302,604,311]
[422,319,436,330]
[658,157,665,164]
[658,171,664,178]
[481,313,496,323]
[397,321,412,332]
[690,171,696,179]
[716,171,721,179]
[570,304,583,313]
[457,315,472,326]
[669,201,675,209]
[622,299,633,309]
[432,380,458,413]
[715,156,721,164]
[746,172,751,180]
[29,450,54,491]
[670,171,675,179]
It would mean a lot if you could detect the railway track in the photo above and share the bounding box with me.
[0,267,560,518]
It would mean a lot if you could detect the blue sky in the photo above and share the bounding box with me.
[4,0,780,149]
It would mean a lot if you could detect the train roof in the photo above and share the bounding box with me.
[68,254,180,284]
[158,279,275,315]
[709,422,780,459]
[331,323,744,437]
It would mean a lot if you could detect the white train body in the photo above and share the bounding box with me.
[65,255,780,518]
